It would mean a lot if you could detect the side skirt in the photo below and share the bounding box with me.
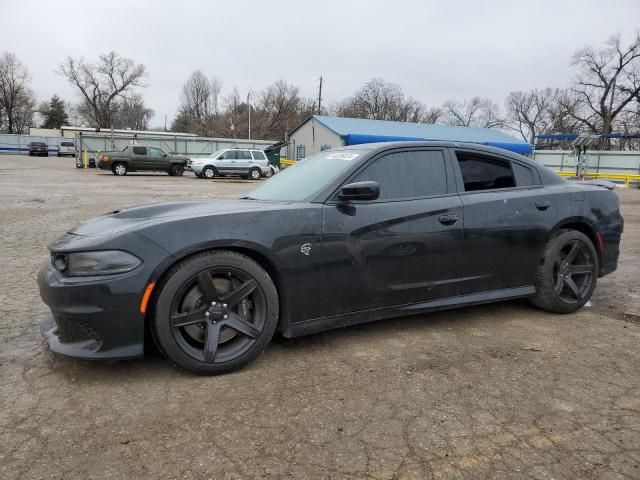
[284,286,535,338]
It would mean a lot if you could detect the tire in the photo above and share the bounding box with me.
[263,168,273,178]
[169,164,184,176]
[112,162,128,176]
[530,229,599,314]
[151,250,279,375]
[201,166,216,179]
[57,152,61,157]
[248,168,261,180]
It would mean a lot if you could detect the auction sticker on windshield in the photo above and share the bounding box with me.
[326,152,359,161]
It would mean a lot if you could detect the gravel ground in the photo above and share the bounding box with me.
[1,155,639,480]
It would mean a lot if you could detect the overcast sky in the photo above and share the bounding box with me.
[1,0,639,128]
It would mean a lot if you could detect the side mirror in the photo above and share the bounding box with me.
[338,181,380,201]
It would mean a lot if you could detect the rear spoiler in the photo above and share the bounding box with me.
[578,179,617,190]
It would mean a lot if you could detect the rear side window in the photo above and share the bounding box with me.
[252,151,266,160]
[352,150,448,200]
[455,152,515,191]
[132,146,147,155]
[512,162,537,186]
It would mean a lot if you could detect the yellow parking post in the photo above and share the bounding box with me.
[83,149,88,169]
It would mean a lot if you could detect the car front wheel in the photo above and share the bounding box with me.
[169,164,184,176]
[151,250,279,375]
[530,229,598,313]
[202,166,216,179]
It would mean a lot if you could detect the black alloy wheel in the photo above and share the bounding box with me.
[531,230,598,313]
[152,251,279,374]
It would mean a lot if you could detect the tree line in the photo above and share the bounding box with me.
[0,32,638,147]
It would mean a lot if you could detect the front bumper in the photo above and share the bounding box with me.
[37,260,149,360]
[187,163,205,174]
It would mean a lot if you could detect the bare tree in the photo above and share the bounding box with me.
[114,94,154,130]
[443,97,504,128]
[570,33,640,134]
[337,77,441,124]
[180,70,221,120]
[255,80,310,139]
[505,89,559,143]
[59,51,146,128]
[0,52,36,133]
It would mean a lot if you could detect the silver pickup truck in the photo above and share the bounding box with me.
[187,148,271,180]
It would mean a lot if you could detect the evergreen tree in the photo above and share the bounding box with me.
[40,94,69,129]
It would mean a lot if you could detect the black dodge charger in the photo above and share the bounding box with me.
[38,142,623,374]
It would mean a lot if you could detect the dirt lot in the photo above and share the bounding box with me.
[1,155,639,480]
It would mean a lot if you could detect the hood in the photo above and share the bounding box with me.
[69,199,288,237]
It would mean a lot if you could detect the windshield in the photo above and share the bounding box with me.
[245,149,367,201]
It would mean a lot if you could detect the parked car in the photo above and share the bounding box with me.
[57,141,76,157]
[38,142,623,375]
[187,148,270,180]
[28,142,48,156]
[75,156,96,168]
[97,145,188,176]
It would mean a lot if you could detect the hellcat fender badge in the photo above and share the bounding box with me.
[300,243,312,256]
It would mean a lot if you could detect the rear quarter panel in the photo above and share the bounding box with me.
[549,183,622,275]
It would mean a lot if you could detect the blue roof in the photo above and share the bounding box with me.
[304,115,532,154]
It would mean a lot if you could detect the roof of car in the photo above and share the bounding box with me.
[339,140,526,158]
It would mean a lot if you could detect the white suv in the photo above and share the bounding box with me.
[57,140,76,157]
[187,148,270,180]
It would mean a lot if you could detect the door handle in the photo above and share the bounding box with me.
[535,201,550,211]
[439,214,458,225]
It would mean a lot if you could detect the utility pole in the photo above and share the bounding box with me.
[247,90,251,140]
[317,76,323,115]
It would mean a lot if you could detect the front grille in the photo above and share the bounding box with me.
[53,317,102,344]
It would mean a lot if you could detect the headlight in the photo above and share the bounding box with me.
[54,250,142,276]
[101,155,110,161]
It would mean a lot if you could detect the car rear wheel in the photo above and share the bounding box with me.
[151,250,279,375]
[202,166,216,179]
[248,168,261,180]
[530,229,598,313]
[112,162,128,176]
[263,168,273,178]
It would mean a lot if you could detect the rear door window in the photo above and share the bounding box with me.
[351,150,448,201]
[455,152,515,192]
[132,146,147,155]
[512,162,537,186]
[237,150,252,160]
